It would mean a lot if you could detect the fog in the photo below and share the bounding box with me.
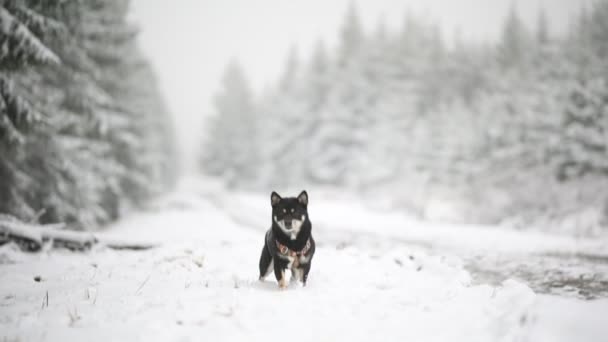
[130,0,587,173]
[1,1,607,340]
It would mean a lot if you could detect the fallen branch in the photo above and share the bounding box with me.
[0,214,43,252]
[40,225,97,251]
[0,214,159,252]
[103,241,159,251]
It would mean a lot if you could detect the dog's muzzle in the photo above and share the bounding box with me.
[274,215,305,240]
[283,219,293,229]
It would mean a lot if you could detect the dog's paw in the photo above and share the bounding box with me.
[278,278,288,289]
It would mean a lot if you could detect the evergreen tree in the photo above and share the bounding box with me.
[263,46,315,188]
[0,0,61,149]
[536,8,550,45]
[558,78,608,180]
[338,2,364,66]
[199,2,608,232]
[302,40,332,182]
[588,0,608,59]
[280,45,299,90]
[0,0,65,221]
[355,17,411,187]
[203,60,258,188]
[307,3,368,185]
[307,40,330,112]
[1,0,176,228]
[497,5,530,69]
[557,0,608,180]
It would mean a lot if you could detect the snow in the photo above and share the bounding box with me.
[527,295,608,342]
[0,216,43,244]
[0,216,97,251]
[1,180,607,341]
[0,6,61,65]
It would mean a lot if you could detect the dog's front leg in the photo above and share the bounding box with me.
[302,262,312,286]
[273,261,287,289]
[291,267,303,283]
[259,243,273,280]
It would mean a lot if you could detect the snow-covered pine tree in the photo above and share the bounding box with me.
[266,46,312,188]
[0,0,65,221]
[588,0,608,60]
[558,78,608,179]
[198,2,607,230]
[203,60,258,188]
[338,2,364,67]
[557,0,608,180]
[1,0,176,228]
[81,0,176,212]
[19,0,176,227]
[536,8,550,46]
[394,16,453,185]
[0,1,61,69]
[307,40,331,114]
[355,17,410,188]
[497,5,531,70]
[307,4,368,186]
[475,6,542,182]
[280,45,299,90]
[36,0,137,226]
[302,40,340,184]
[127,59,177,194]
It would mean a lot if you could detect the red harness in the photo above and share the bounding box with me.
[276,238,311,257]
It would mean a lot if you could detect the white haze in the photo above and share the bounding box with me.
[130,0,589,174]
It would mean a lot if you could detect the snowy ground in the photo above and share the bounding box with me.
[1,179,608,342]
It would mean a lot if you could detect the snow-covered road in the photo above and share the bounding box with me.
[1,181,607,341]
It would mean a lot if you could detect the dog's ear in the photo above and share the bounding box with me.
[271,191,282,207]
[297,190,308,207]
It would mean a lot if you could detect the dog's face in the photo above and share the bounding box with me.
[271,191,308,240]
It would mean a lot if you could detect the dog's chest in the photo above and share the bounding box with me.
[277,252,309,269]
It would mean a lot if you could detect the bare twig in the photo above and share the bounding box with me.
[89,266,98,281]
[41,291,48,309]
[135,274,151,294]
[67,307,80,326]
[30,209,47,224]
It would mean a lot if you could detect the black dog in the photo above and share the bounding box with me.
[259,191,315,289]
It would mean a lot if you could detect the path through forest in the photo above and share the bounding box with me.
[1,180,607,342]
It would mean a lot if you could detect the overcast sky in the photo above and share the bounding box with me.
[129,0,588,174]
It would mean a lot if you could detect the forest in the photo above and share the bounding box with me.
[0,0,176,230]
[1,1,608,339]
[202,2,608,235]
